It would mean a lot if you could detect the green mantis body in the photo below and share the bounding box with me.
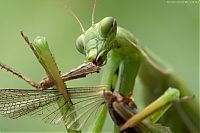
[75,16,199,132]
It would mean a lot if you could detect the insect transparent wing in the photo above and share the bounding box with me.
[0,86,106,131]
[66,86,105,131]
[34,86,105,130]
[29,94,68,125]
[0,89,61,119]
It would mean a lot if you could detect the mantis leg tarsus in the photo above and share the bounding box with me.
[172,95,195,103]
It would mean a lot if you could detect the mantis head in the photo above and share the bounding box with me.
[75,17,117,66]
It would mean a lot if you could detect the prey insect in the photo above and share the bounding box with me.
[0,32,100,90]
[0,32,100,132]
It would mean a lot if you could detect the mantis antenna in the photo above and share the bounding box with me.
[58,0,85,32]
[92,0,97,25]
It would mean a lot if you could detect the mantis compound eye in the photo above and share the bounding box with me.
[99,17,117,38]
[75,34,85,55]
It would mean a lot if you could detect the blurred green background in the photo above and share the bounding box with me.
[0,0,198,132]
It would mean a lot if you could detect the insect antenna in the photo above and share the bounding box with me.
[92,0,98,25]
[58,0,85,32]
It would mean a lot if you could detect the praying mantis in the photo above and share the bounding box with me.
[0,0,199,133]
[73,0,199,132]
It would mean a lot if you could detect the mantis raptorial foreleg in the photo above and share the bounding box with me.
[89,51,121,132]
[101,51,121,91]
[116,55,141,96]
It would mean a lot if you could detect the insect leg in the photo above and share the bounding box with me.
[0,62,41,89]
